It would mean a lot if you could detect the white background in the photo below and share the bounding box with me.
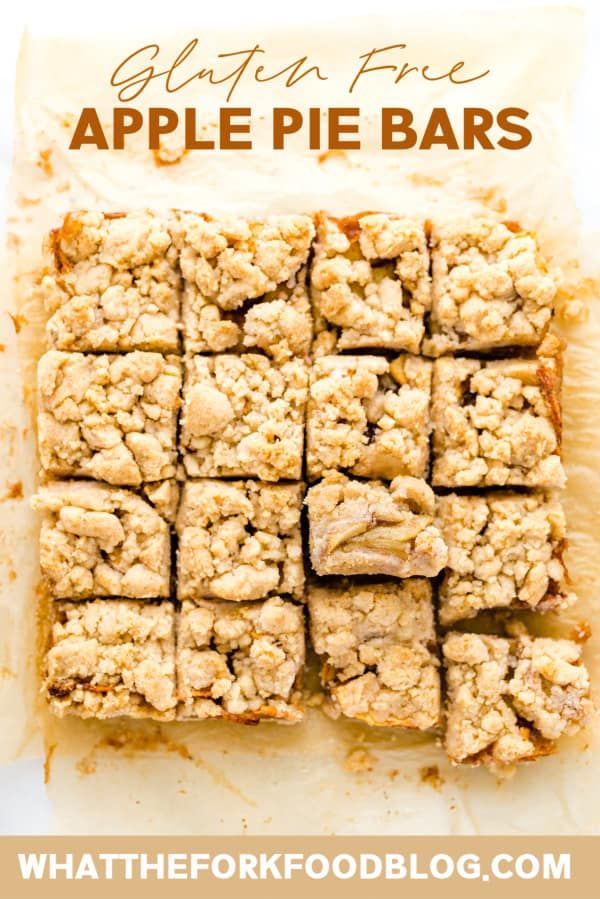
[0,0,598,834]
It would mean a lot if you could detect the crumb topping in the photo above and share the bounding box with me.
[141,478,180,525]
[45,211,180,352]
[311,213,431,355]
[437,492,575,624]
[33,480,171,599]
[307,354,431,480]
[309,580,439,728]
[38,350,181,485]
[425,219,556,355]
[176,596,305,722]
[175,213,314,359]
[45,599,176,719]
[431,336,564,487]
[176,479,304,602]
[181,353,308,481]
[443,631,591,770]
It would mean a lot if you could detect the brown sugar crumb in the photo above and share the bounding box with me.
[176,597,305,723]
[176,479,304,602]
[306,473,447,578]
[44,211,180,353]
[33,480,171,599]
[9,313,28,334]
[307,355,432,481]
[431,335,564,488]
[425,219,556,355]
[141,479,180,525]
[38,351,181,486]
[436,492,576,625]
[443,631,592,773]
[308,579,440,729]
[345,748,376,772]
[45,599,177,719]
[419,765,445,790]
[311,212,431,355]
[570,622,592,644]
[174,212,314,360]
[37,149,54,177]
[1,481,23,501]
[181,353,308,482]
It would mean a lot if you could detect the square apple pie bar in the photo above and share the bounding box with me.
[308,579,440,728]
[33,480,171,599]
[176,596,305,723]
[176,480,304,602]
[425,219,556,355]
[45,599,177,719]
[431,336,564,488]
[37,350,181,486]
[436,492,575,625]
[180,353,308,482]
[175,212,315,361]
[306,354,431,481]
[45,211,181,352]
[306,474,447,578]
[311,212,431,355]
[443,631,591,771]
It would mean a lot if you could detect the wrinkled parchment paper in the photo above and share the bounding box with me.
[2,8,600,834]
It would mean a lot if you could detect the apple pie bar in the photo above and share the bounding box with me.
[180,353,308,482]
[306,354,431,481]
[436,492,575,625]
[424,219,556,355]
[45,599,177,719]
[37,350,181,486]
[311,212,431,355]
[306,473,447,577]
[308,579,440,728]
[431,335,564,488]
[176,596,305,723]
[174,212,314,361]
[443,631,591,771]
[45,211,181,352]
[33,480,171,599]
[176,479,304,602]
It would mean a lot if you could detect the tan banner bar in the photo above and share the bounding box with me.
[2,836,598,899]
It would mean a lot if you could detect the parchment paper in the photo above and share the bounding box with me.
[2,7,599,834]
